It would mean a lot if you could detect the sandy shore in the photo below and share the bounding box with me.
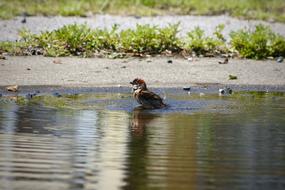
[1,15,285,91]
[1,15,285,41]
[0,56,284,88]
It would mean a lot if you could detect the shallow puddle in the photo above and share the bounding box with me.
[0,91,285,190]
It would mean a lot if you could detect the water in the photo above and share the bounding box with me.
[0,91,285,190]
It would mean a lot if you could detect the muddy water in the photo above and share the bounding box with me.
[0,91,285,190]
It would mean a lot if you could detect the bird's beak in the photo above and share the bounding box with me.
[130,82,134,85]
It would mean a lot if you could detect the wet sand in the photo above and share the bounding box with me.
[0,56,284,88]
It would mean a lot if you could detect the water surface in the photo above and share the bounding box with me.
[0,91,284,190]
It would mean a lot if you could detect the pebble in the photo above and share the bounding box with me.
[53,59,62,64]
[219,58,229,64]
[187,57,193,62]
[26,93,36,99]
[219,87,233,95]
[183,87,191,91]
[276,56,283,63]
[52,92,62,97]
[21,17,26,24]
[219,89,225,94]
[167,60,173,64]
[0,55,6,60]
[199,92,205,96]
[26,90,41,99]
[164,50,172,56]
[21,12,28,24]
[228,88,233,94]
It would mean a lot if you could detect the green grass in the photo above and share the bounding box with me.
[0,0,285,22]
[0,23,285,59]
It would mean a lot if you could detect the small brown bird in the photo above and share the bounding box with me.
[130,78,166,109]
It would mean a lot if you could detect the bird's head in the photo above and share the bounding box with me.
[130,78,147,90]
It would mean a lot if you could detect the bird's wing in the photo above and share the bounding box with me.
[139,90,163,101]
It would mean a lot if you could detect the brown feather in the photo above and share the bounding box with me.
[134,89,165,109]
[131,78,166,109]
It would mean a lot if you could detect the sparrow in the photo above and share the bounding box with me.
[130,78,166,109]
[130,107,156,136]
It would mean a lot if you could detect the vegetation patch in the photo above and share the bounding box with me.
[229,75,238,80]
[0,24,181,57]
[119,24,181,54]
[0,0,285,22]
[230,25,285,59]
[14,95,80,108]
[185,24,227,56]
[0,24,285,60]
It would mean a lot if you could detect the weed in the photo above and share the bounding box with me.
[185,24,227,56]
[35,24,95,56]
[1,23,285,60]
[230,25,285,59]
[2,23,180,57]
[0,41,28,55]
[119,24,181,54]
[229,75,238,80]
[16,24,120,57]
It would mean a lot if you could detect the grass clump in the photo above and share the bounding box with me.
[0,41,27,55]
[18,24,119,57]
[229,75,238,80]
[1,23,285,60]
[4,23,180,57]
[230,25,285,59]
[185,24,227,56]
[119,24,181,54]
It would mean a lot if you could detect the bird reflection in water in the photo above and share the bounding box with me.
[130,106,157,137]
[124,107,159,190]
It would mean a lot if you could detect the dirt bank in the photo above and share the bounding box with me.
[1,56,284,87]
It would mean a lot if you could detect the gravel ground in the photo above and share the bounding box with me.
[1,15,285,41]
[1,56,284,88]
